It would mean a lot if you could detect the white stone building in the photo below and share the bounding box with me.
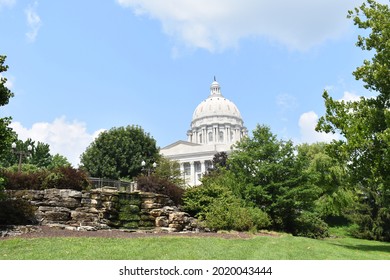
[161,78,247,186]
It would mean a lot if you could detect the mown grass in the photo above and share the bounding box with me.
[1,229,389,260]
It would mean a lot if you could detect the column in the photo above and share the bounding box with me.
[190,162,195,186]
[180,163,185,181]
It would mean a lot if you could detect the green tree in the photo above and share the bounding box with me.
[228,125,322,233]
[0,55,14,162]
[154,157,184,187]
[316,0,390,241]
[4,139,54,169]
[297,143,355,221]
[80,125,159,180]
[48,154,71,169]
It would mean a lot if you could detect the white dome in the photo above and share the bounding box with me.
[192,96,242,121]
[191,80,243,124]
[187,78,247,146]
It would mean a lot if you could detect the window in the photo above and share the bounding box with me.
[199,133,202,143]
[195,161,201,173]
[208,132,213,142]
[184,163,191,176]
[219,131,224,142]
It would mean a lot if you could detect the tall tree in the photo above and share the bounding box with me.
[154,157,184,187]
[228,125,322,234]
[0,55,15,161]
[80,125,159,180]
[2,139,56,169]
[316,0,390,241]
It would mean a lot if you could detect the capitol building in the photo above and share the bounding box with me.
[161,78,247,186]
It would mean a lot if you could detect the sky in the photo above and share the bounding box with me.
[0,0,387,166]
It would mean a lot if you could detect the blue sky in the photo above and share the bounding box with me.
[1,0,386,166]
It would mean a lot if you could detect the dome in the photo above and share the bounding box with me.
[187,78,247,146]
[192,96,242,121]
[191,80,243,124]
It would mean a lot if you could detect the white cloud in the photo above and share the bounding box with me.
[298,111,339,144]
[10,117,106,167]
[0,0,15,9]
[339,91,361,102]
[25,1,42,42]
[117,0,362,51]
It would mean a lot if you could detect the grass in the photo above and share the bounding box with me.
[1,228,389,260]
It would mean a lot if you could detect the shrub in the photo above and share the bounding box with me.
[0,199,37,225]
[1,169,47,190]
[292,211,329,239]
[1,167,90,191]
[205,200,270,232]
[42,167,90,191]
[0,177,6,201]
[136,175,184,205]
[183,182,270,232]
[183,183,237,219]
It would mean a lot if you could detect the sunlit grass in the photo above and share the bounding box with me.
[1,230,389,260]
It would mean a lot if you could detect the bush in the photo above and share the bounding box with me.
[0,199,37,225]
[42,167,90,191]
[136,175,184,205]
[1,169,47,190]
[1,167,90,191]
[0,177,6,201]
[183,183,237,219]
[205,200,270,232]
[292,211,329,239]
[183,182,270,232]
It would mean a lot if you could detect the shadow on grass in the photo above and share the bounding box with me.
[330,243,390,254]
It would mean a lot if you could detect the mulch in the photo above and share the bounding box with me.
[1,225,278,240]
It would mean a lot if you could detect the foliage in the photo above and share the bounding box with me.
[316,0,390,241]
[184,168,270,231]
[0,177,6,201]
[1,138,71,169]
[183,175,239,219]
[41,167,90,191]
[80,125,159,180]
[184,125,331,238]
[292,211,329,239]
[1,167,90,191]
[205,199,270,232]
[297,143,356,219]
[136,174,184,205]
[153,157,185,187]
[0,198,37,225]
[47,154,71,169]
[0,55,15,163]
[228,125,321,233]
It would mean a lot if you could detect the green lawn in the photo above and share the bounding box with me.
[1,229,390,260]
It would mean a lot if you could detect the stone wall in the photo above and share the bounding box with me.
[8,187,201,232]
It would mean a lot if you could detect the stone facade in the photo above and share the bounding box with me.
[7,187,202,232]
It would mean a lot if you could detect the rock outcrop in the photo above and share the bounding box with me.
[7,188,202,232]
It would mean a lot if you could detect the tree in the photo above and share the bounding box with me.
[80,125,159,180]
[0,55,15,162]
[48,154,71,169]
[297,143,355,222]
[153,157,185,187]
[316,0,390,241]
[2,139,55,169]
[228,125,322,233]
